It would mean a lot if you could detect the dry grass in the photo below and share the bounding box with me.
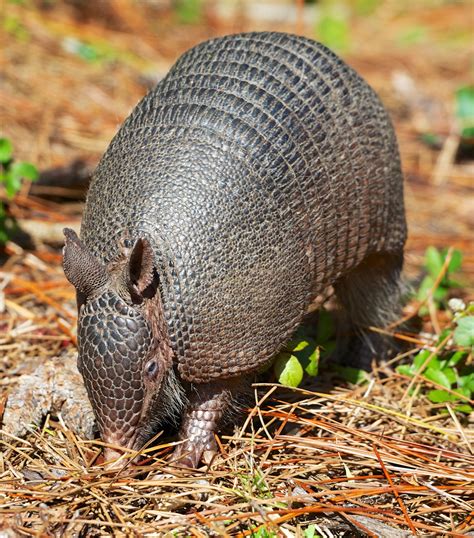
[1,1,473,536]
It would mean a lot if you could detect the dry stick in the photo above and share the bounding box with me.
[234,504,461,536]
[255,383,454,437]
[445,404,473,454]
[400,382,421,440]
[238,385,278,441]
[10,277,75,320]
[420,481,474,512]
[457,510,474,533]
[373,444,418,535]
[433,131,460,186]
[338,512,379,538]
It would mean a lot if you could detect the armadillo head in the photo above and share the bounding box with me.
[62,228,175,464]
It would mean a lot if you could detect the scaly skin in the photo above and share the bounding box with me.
[172,381,237,467]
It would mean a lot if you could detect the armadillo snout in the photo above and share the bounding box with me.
[77,290,152,449]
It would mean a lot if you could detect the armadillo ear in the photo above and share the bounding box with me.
[127,237,156,297]
[63,228,109,296]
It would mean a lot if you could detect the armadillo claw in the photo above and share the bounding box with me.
[171,437,217,468]
[171,444,201,468]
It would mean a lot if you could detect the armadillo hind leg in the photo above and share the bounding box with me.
[172,378,245,468]
[334,251,405,369]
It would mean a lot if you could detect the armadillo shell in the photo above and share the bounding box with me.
[81,32,406,382]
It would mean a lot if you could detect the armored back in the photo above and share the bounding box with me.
[81,32,406,383]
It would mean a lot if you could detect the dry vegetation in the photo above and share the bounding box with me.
[0,1,473,536]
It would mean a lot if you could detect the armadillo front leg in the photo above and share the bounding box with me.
[173,379,241,468]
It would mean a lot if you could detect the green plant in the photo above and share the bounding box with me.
[397,301,474,414]
[303,525,322,538]
[316,2,350,53]
[174,0,202,24]
[417,246,463,314]
[2,14,30,41]
[274,309,336,388]
[456,85,474,139]
[249,527,277,538]
[0,138,38,243]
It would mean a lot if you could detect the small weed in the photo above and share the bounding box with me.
[397,300,474,414]
[0,138,38,244]
[456,85,474,139]
[303,525,322,538]
[417,246,463,315]
[399,246,473,414]
[249,527,277,538]
[274,309,336,388]
[238,469,272,500]
[422,85,473,154]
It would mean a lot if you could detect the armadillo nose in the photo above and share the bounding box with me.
[102,432,140,469]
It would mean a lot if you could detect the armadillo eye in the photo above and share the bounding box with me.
[144,359,159,381]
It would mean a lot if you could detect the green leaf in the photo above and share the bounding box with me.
[417,275,434,302]
[286,338,313,353]
[424,367,452,389]
[458,371,474,392]
[274,353,304,388]
[10,161,39,182]
[446,249,463,274]
[437,328,452,347]
[304,525,320,538]
[447,351,467,367]
[456,86,474,120]
[316,309,334,343]
[320,340,336,358]
[425,246,444,278]
[332,365,369,384]
[453,316,474,348]
[175,0,202,24]
[0,227,8,244]
[460,126,474,138]
[456,86,474,136]
[453,404,473,414]
[0,138,13,163]
[317,13,350,52]
[455,386,472,399]
[420,132,442,148]
[441,367,457,385]
[414,349,439,371]
[302,346,320,377]
[396,364,414,377]
[427,389,457,403]
[4,170,22,198]
[432,285,448,302]
[446,279,464,289]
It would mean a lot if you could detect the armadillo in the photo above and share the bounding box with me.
[63,32,407,467]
